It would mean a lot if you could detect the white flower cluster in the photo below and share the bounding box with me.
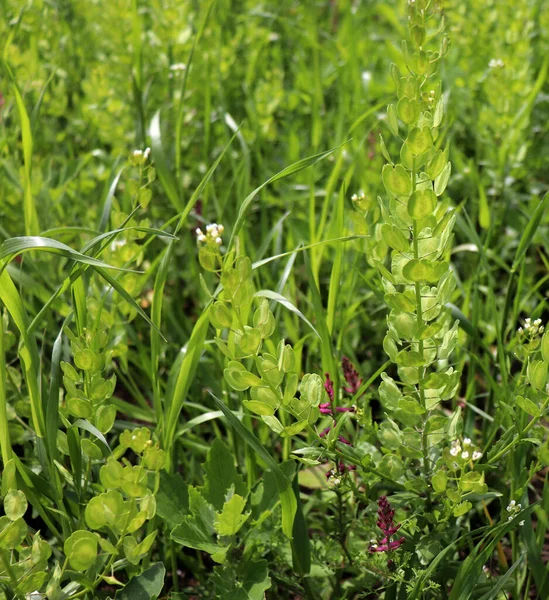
[449,437,482,461]
[488,58,505,69]
[133,147,151,160]
[196,223,224,246]
[351,191,366,203]
[506,500,524,526]
[518,317,544,338]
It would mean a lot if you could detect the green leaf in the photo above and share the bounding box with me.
[209,392,296,539]
[431,470,447,493]
[224,362,263,391]
[516,395,541,418]
[453,501,472,517]
[542,331,549,363]
[382,164,411,197]
[115,563,166,600]
[149,111,181,211]
[396,97,419,124]
[407,127,432,156]
[64,530,98,571]
[398,395,426,414]
[408,189,437,219]
[214,494,250,536]
[4,490,27,521]
[402,259,434,282]
[512,192,548,270]
[387,104,399,136]
[381,224,409,252]
[0,236,133,271]
[434,162,451,196]
[254,290,319,339]
[202,439,247,511]
[527,360,547,391]
[0,516,27,549]
[214,560,272,600]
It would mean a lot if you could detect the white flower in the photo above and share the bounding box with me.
[463,438,472,446]
[169,63,186,72]
[461,451,469,460]
[472,451,482,460]
[26,593,44,600]
[507,500,516,511]
[143,147,151,159]
[215,237,222,245]
[488,58,504,69]
[450,445,460,457]
[519,520,525,526]
[132,149,143,158]
[198,234,206,242]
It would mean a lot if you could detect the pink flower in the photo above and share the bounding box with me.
[369,496,405,554]
[324,372,334,402]
[342,356,363,395]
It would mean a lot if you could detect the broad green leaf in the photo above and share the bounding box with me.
[402,259,434,282]
[214,494,250,536]
[408,189,437,219]
[201,439,246,511]
[115,563,166,600]
[516,395,541,418]
[64,530,98,571]
[407,126,432,156]
[396,97,419,124]
[4,490,27,521]
[382,164,411,197]
[209,392,296,539]
[381,224,409,252]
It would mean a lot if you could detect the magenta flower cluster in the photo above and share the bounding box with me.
[369,496,405,553]
[318,358,361,447]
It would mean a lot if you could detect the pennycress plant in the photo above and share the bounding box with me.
[371,0,481,515]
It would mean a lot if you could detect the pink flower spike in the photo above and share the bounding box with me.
[319,402,332,414]
[338,436,352,446]
[342,356,363,395]
[335,406,355,413]
[324,373,334,402]
[319,426,332,438]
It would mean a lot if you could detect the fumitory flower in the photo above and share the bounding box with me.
[342,356,363,395]
[369,496,405,554]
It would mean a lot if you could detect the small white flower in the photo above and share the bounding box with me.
[196,228,203,236]
[132,149,144,158]
[215,237,222,245]
[198,234,206,243]
[472,451,482,460]
[169,62,186,72]
[217,224,225,234]
[508,515,513,522]
[507,500,516,511]
[461,451,470,460]
[519,520,525,526]
[332,477,341,485]
[463,438,472,446]
[26,593,44,600]
[450,445,460,457]
[143,147,151,159]
[517,503,522,510]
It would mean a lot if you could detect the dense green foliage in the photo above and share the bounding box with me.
[1,0,549,598]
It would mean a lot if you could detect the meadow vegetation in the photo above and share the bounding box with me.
[1,0,549,598]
